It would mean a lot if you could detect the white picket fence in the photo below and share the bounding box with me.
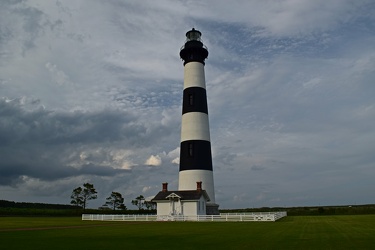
[82,212,287,222]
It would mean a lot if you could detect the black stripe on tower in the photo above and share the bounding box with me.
[182,87,208,114]
[179,140,213,171]
[180,41,208,65]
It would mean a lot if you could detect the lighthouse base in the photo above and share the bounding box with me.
[206,203,220,215]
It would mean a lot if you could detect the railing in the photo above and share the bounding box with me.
[82,212,287,222]
[180,43,208,52]
[82,214,158,221]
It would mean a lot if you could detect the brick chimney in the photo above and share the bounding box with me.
[196,181,202,192]
[162,182,168,192]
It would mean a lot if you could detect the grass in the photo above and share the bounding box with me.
[1,215,375,249]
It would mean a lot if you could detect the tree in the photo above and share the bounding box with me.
[104,191,127,210]
[131,195,145,210]
[81,183,98,209]
[70,183,97,209]
[144,200,156,210]
[70,187,84,208]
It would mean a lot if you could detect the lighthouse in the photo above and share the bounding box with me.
[178,28,219,214]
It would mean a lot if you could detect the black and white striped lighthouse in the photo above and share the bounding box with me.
[178,28,219,214]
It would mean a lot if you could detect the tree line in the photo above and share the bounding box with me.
[0,200,77,209]
[221,204,375,216]
[70,183,156,210]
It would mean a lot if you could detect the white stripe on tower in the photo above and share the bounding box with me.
[178,28,216,204]
[181,112,210,142]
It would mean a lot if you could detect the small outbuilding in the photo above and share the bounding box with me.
[151,182,210,217]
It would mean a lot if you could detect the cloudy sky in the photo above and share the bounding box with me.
[1,0,374,209]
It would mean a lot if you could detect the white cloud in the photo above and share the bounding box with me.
[145,155,162,166]
[45,62,73,86]
[185,0,374,36]
[142,186,153,193]
[167,147,180,164]
[171,157,180,165]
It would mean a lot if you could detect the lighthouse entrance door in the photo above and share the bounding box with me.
[167,193,181,215]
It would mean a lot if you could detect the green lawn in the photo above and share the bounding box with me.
[1,215,375,249]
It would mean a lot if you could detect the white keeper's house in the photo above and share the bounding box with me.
[151,182,210,216]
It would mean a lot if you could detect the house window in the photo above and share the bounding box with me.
[189,143,193,157]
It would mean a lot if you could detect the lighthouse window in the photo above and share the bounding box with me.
[189,143,194,157]
[189,94,194,106]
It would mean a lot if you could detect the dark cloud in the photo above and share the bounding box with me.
[0,99,146,185]
[0,98,146,145]
[251,165,264,171]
